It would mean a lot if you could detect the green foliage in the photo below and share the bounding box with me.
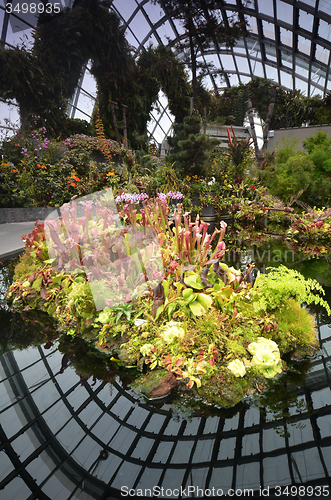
[137,45,191,123]
[259,132,331,206]
[208,77,327,129]
[0,129,132,207]
[273,298,318,353]
[167,115,219,177]
[6,192,326,408]
[65,281,96,319]
[252,265,331,315]
[153,0,249,111]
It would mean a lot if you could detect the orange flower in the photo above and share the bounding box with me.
[71,182,76,187]
[73,176,80,181]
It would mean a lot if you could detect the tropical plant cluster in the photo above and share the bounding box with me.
[5,194,328,408]
[0,123,132,207]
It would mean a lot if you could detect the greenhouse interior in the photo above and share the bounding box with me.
[1,0,331,499]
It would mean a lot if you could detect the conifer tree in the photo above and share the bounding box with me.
[167,114,218,177]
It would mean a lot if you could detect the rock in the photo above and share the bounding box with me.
[134,369,177,399]
[198,374,245,408]
[117,347,139,367]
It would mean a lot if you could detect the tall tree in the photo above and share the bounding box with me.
[152,0,249,110]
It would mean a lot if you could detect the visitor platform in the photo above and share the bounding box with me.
[0,222,36,261]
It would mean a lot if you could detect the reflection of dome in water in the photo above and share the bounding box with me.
[1,318,331,499]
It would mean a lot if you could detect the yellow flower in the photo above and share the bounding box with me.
[160,321,185,343]
[140,344,154,357]
[228,359,246,377]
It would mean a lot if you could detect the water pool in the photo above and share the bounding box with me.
[1,241,331,499]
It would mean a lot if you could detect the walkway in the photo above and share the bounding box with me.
[0,222,37,261]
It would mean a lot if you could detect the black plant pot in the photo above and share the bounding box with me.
[201,204,216,218]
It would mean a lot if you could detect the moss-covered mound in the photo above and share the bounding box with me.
[5,199,329,408]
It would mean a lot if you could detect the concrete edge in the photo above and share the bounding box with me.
[0,248,25,262]
[0,207,58,224]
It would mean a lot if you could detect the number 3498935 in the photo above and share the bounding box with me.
[5,3,61,14]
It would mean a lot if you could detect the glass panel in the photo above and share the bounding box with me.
[0,477,30,500]
[155,19,174,45]
[318,19,331,41]
[71,435,101,468]
[32,381,59,412]
[262,20,275,40]
[288,422,314,445]
[192,439,214,462]
[112,0,135,22]
[319,0,331,15]
[210,466,233,490]
[311,66,326,87]
[266,64,278,81]
[301,0,316,6]
[0,452,14,482]
[170,440,194,463]
[280,70,293,89]
[310,86,323,97]
[282,51,292,68]
[14,346,41,369]
[242,433,260,455]
[111,461,141,490]
[298,10,314,32]
[295,63,309,79]
[233,45,247,55]
[56,419,86,450]
[251,60,265,78]
[236,461,260,489]
[220,54,236,71]
[128,9,152,43]
[280,26,293,47]
[315,44,329,64]
[265,44,277,62]
[264,455,290,486]
[235,55,250,75]
[298,35,311,55]
[142,1,164,25]
[322,446,331,471]
[124,28,139,49]
[218,437,236,459]
[237,74,249,85]
[276,0,293,24]
[7,0,38,34]
[296,79,308,94]
[291,448,324,482]
[130,436,154,460]
[258,0,274,17]
[246,15,258,35]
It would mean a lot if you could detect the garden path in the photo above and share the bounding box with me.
[0,222,36,260]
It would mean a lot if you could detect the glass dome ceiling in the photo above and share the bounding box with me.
[1,0,331,144]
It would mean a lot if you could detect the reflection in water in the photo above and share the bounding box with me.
[1,253,331,498]
[0,309,331,498]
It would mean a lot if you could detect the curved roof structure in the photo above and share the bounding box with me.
[1,0,331,144]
